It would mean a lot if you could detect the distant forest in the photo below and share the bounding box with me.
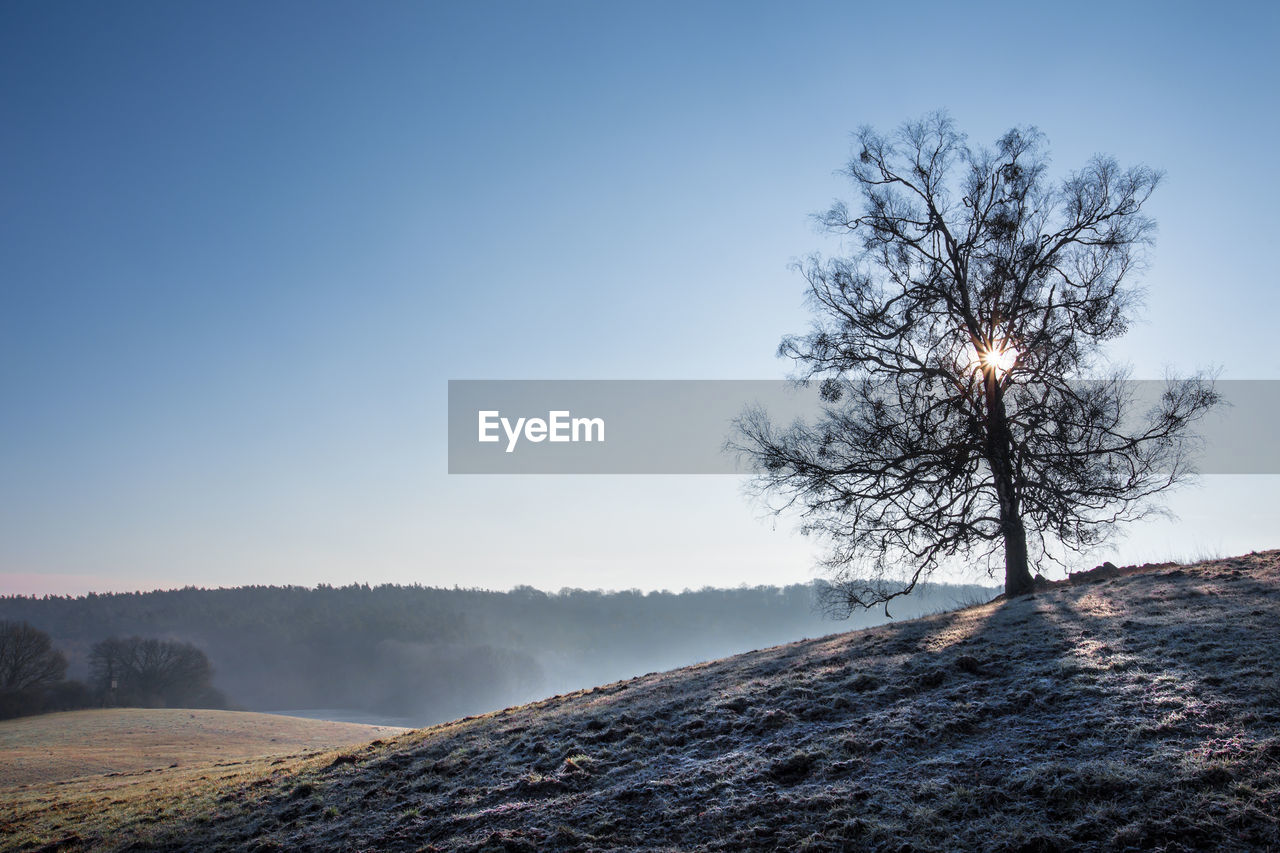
[0,580,995,725]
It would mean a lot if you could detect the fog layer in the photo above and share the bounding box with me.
[0,581,994,725]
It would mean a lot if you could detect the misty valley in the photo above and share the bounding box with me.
[0,581,992,727]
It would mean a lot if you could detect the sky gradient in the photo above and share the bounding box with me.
[2,1,1278,595]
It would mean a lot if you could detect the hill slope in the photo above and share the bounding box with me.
[5,552,1280,851]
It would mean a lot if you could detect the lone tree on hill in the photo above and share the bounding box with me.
[734,112,1219,611]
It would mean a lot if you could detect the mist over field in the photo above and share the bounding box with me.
[0,581,992,726]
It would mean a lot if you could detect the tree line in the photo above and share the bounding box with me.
[0,621,221,719]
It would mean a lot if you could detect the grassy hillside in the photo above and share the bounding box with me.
[4,552,1279,851]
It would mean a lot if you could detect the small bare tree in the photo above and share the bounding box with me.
[0,620,67,691]
[734,112,1219,612]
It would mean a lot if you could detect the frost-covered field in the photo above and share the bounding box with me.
[5,552,1279,851]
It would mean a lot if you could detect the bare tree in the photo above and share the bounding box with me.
[734,112,1219,612]
[0,620,66,691]
[90,636,218,707]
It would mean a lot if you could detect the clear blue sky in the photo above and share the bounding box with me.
[2,1,1277,595]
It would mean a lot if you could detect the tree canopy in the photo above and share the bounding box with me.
[89,636,221,709]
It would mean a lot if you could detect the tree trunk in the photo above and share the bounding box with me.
[1001,513,1034,597]
[983,368,1036,598]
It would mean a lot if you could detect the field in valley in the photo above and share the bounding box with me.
[0,709,406,851]
[0,709,408,789]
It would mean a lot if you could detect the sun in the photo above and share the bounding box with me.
[977,343,1018,376]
